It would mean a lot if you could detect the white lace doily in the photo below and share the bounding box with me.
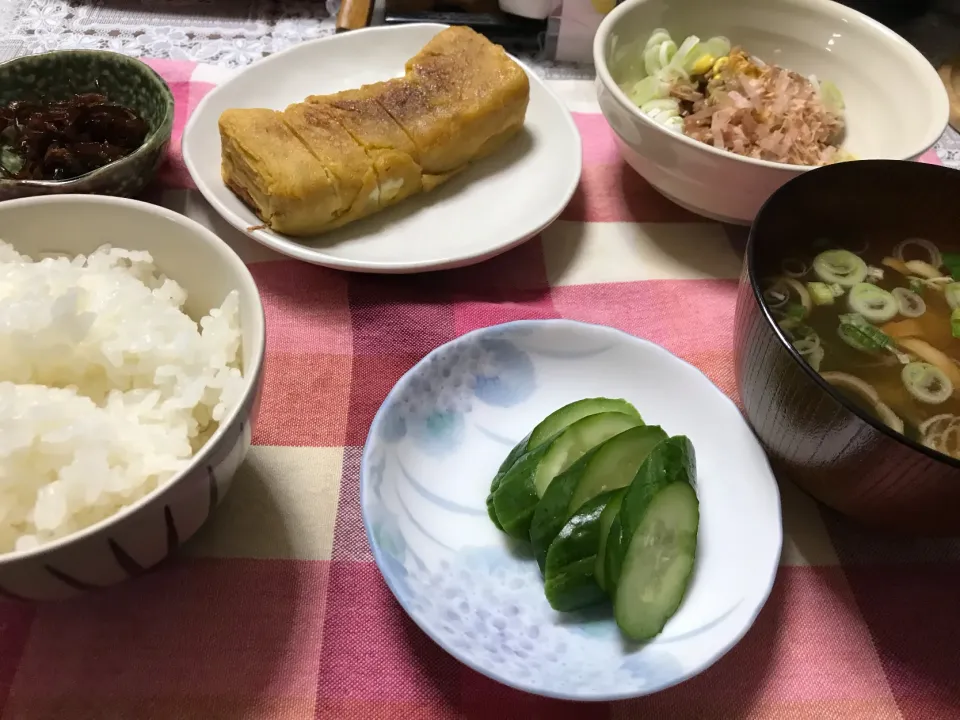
[0,0,340,66]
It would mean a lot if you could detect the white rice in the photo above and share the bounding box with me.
[0,241,244,555]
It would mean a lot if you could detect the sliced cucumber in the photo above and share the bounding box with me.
[533,413,644,497]
[603,513,624,592]
[614,480,699,641]
[594,492,623,594]
[567,425,667,513]
[529,398,641,449]
[529,456,587,571]
[604,435,695,589]
[486,398,641,531]
[487,435,530,530]
[543,489,621,612]
[489,442,553,538]
[529,425,667,570]
[492,411,643,538]
[608,435,698,641]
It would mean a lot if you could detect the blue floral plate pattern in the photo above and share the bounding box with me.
[361,320,782,701]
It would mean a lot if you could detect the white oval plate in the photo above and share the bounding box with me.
[361,320,782,700]
[183,24,582,274]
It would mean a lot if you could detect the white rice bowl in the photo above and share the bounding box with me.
[0,241,244,555]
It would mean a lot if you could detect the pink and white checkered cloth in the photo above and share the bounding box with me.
[0,59,957,720]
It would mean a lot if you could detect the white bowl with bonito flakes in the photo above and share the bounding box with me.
[593,0,949,225]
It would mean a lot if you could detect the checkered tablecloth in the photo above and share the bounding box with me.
[0,59,958,720]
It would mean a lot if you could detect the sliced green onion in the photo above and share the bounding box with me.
[818,79,845,113]
[821,371,904,433]
[920,413,957,436]
[662,115,684,132]
[659,39,677,69]
[628,75,670,106]
[644,43,664,76]
[891,287,926,318]
[894,238,942,269]
[828,283,845,298]
[645,29,672,51]
[764,276,811,315]
[909,277,926,295]
[813,249,868,287]
[641,98,680,122]
[952,308,960,339]
[836,313,903,361]
[866,266,884,283]
[790,328,824,370]
[837,314,891,353]
[847,283,898,323]
[902,362,953,404]
[782,258,808,278]
[945,282,960,310]
[807,282,835,306]
[763,287,788,308]
[784,303,807,321]
[664,35,699,76]
[698,36,731,63]
[807,346,825,371]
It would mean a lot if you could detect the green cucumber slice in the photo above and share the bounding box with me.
[529,460,585,571]
[614,480,699,641]
[489,443,553,538]
[529,398,641,449]
[487,434,530,530]
[533,413,644,497]
[604,435,696,590]
[594,492,623,594]
[543,489,621,612]
[529,425,667,570]
[603,513,624,592]
[567,425,667,513]
[492,411,643,538]
[609,435,699,641]
[486,398,641,530]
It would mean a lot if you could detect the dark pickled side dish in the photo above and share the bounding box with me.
[0,93,149,181]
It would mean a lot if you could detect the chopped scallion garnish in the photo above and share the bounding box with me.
[951,308,960,339]
[806,281,834,306]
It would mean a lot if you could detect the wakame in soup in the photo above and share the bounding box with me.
[762,238,960,460]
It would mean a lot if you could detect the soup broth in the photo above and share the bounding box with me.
[761,238,960,460]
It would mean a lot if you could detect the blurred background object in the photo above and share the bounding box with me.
[940,54,960,131]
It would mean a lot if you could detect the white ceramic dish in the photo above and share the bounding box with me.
[361,320,782,700]
[0,195,266,601]
[183,23,582,274]
[593,0,949,225]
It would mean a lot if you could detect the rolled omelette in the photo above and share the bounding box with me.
[218,26,530,237]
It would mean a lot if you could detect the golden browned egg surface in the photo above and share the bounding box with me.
[218,26,530,237]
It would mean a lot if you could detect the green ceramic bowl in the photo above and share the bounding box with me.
[0,50,174,200]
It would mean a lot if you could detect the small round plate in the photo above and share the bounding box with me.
[183,23,581,274]
[361,320,782,701]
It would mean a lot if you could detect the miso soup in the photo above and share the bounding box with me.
[761,237,960,459]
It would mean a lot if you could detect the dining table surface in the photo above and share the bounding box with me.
[1,1,960,719]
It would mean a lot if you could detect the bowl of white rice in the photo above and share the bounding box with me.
[0,194,265,600]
